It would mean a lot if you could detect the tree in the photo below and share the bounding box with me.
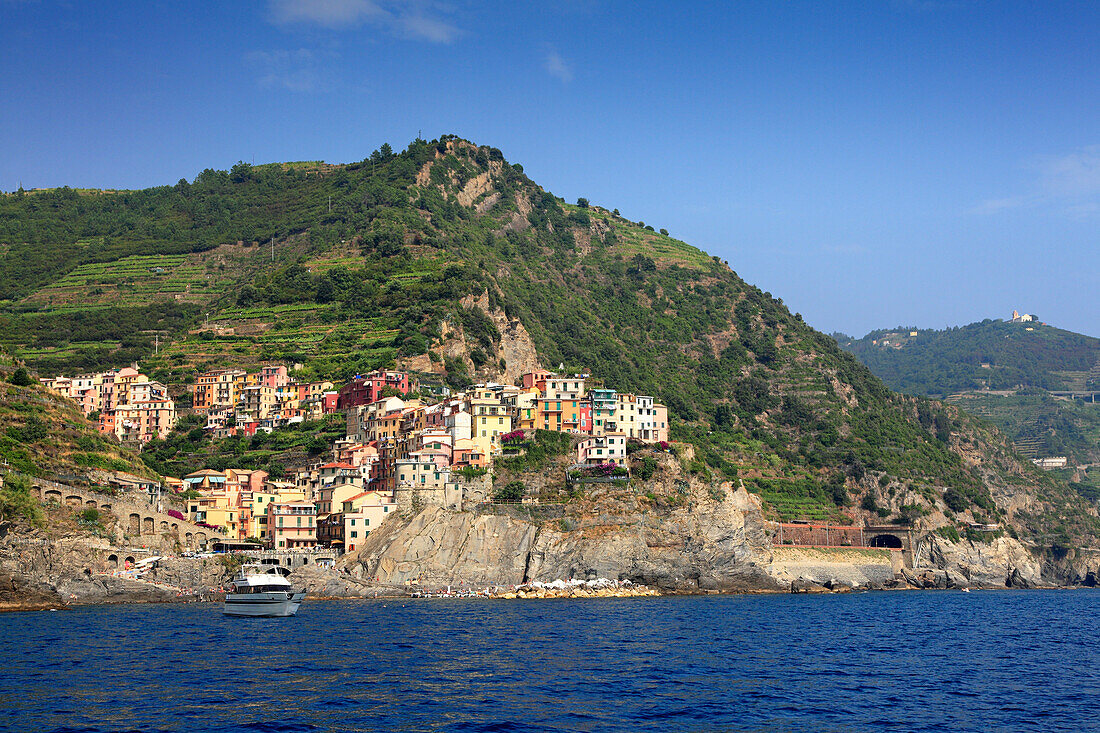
[10,368,33,386]
[230,161,253,183]
[494,480,525,503]
[576,197,589,208]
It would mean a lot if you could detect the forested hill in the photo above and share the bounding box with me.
[835,320,1100,397]
[2,136,1095,547]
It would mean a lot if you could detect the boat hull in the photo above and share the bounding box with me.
[223,592,306,617]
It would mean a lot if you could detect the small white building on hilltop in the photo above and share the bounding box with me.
[1011,309,1036,323]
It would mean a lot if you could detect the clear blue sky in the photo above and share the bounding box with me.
[3,1,1099,337]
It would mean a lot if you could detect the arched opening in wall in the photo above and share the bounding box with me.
[124,556,136,567]
[196,532,207,545]
[100,504,112,512]
[31,487,41,499]
[170,523,179,535]
[142,517,154,535]
[65,495,82,507]
[160,521,168,533]
[44,489,62,504]
[185,532,193,546]
[107,554,118,567]
[86,500,97,509]
[869,534,903,549]
[129,513,141,535]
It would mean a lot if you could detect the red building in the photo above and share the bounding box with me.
[336,371,410,410]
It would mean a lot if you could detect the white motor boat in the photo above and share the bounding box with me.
[223,564,305,617]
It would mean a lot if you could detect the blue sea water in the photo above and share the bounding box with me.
[1,590,1097,733]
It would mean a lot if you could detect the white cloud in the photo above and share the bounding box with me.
[968,195,1031,216]
[246,48,328,93]
[268,0,459,42]
[544,49,573,82]
[270,0,382,27]
[1036,145,1100,199]
[396,13,460,43]
[973,145,1100,218]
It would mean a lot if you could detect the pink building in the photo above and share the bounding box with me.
[336,370,410,410]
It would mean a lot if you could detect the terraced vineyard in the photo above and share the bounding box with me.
[578,206,713,269]
[946,391,1100,464]
[25,248,261,309]
[748,477,845,522]
[142,301,402,377]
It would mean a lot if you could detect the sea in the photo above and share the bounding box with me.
[2,589,1097,733]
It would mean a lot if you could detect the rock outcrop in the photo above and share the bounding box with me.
[347,483,783,592]
[920,534,1045,588]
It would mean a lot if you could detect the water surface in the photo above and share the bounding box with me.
[2,590,1095,732]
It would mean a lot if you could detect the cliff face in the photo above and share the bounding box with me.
[348,467,782,592]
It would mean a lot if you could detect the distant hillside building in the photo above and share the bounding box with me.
[1011,309,1037,323]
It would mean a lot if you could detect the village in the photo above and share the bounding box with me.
[41,366,670,555]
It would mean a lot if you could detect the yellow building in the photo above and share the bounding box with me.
[469,396,512,455]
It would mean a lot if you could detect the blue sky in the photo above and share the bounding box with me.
[3,1,1099,337]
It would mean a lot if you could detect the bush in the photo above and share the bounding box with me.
[634,456,658,481]
[0,475,43,526]
[494,480,525,503]
[10,368,33,387]
[455,466,487,480]
[942,487,969,513]
[936,525,961,543]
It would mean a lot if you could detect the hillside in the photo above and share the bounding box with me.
[2,136,1097,551]
[0,355,155,484]
[837,319,1100,471]
[834,319,1100,397]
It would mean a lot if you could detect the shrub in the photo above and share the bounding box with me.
[455,466,487,480]
[0,475,43,526]
[936,525,961,543]
[10,368,33,387]
[634,456,658,481]
[943,487,969,513]
[494,480,525,503]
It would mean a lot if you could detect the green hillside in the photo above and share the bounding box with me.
[835,319,1100,397]
[2,136,1096,547]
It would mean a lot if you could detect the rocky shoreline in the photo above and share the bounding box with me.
[5,476,1099,612]
[5,575,1091,614]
